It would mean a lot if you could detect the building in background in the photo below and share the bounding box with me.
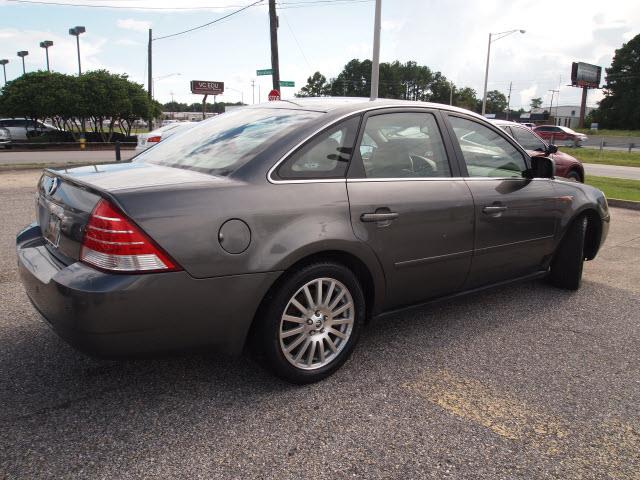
[531,105,594,129]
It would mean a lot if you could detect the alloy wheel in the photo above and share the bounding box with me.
[279,277,355,370]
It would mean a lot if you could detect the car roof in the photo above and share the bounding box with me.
[491,120,531,127]
[248,97,487,119]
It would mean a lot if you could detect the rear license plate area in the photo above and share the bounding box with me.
[43,215,61,248]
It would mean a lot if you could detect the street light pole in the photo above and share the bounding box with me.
[68,26,86,75]
[481,29,525,116]
[17,51,28,75]
[0,60,8,84]
[369,0,382,100]
[40,41,53,72]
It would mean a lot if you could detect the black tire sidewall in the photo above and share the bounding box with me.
[259,262,365,384]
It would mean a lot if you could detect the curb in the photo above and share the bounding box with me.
[608,198,640,211]
[0,160,125,172]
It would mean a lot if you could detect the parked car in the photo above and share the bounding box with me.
[0,118,59,141]
[17,99,609,384]
[135,122,196,152]
[533,125,587,147]
[0,126,11,148]
[493,120,585,182]
[519,122,535,129]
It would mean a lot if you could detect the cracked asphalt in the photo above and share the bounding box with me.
[1,170,639,479]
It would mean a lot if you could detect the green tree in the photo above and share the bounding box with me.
[595,33,640,129]
[484,90,508,114]
[296,71,331,97]
[453,87,479,111]
[530,97,543,109]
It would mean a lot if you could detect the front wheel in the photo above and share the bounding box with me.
[258,262,365,384]
[547,216,587,290]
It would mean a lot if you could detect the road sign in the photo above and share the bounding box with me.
[190,80,224,95]
[279,81,295,87]
[256,69,273,76]
[268,89,280,101]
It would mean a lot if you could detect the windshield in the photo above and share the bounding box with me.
[135,108,322,175]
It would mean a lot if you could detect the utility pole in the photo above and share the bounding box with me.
[251,80,255,104]
[268,0,280,92]
[506,81,512,120]
[449,82,454,106]
[147,28,153,130]
[369,0,381,100]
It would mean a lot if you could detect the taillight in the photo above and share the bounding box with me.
[80,199,181,273]
[146,135,161,143]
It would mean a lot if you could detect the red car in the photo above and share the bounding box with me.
[533,125,588,147]
[493,120,584,182]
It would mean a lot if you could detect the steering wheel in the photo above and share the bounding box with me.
[408,154,437,175]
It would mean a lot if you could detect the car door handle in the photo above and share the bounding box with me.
[482,206,508,214]
[360,212,399,222]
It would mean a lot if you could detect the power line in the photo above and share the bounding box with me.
[280,9,312,70]
[6,0,260,9]
[153,0,263,41]
[277,0,373,9]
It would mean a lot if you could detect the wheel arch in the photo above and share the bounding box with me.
[559,208,602,261]
[582,208,602,260]
[244,248,383,351]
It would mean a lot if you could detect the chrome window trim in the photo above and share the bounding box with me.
[267,104,431,185]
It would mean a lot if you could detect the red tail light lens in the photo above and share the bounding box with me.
[80,199,181,273]
[146,135,161,143]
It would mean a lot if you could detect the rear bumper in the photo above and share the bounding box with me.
[17,223,281,357]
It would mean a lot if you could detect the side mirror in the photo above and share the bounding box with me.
[546,144,558,154]
[526,156,555,179]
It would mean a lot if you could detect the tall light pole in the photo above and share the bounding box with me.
[0,59,8,84]
[17,51,28,75]
[369,0,382,100]
[68,26,86,75]
[481,29,525,116]
[40,40,53,72]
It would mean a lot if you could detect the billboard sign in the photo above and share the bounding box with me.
[190,80,224,95]
[571,62,601,88]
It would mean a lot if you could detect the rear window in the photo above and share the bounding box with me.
[135,108,321,175]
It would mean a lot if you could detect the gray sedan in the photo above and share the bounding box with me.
[17,99,610,383]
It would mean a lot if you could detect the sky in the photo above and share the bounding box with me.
[0,0,638,110]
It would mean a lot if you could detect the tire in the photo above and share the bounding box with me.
[548,215,587,290]
[258,262,365,384]
[566,170,582,182]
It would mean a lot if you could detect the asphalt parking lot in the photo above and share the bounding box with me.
[1,170,639,479]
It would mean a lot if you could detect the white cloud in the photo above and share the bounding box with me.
[117,18,151,32]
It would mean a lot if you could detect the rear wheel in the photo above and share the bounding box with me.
[548,216,587,290]
[259,262,365,384]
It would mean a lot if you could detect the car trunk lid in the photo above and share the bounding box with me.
[36,162,222,264]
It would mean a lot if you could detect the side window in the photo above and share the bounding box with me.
[276,116,360,180]
[356,112,451,178]
[448,115,527,178]
[511,126,547,152]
